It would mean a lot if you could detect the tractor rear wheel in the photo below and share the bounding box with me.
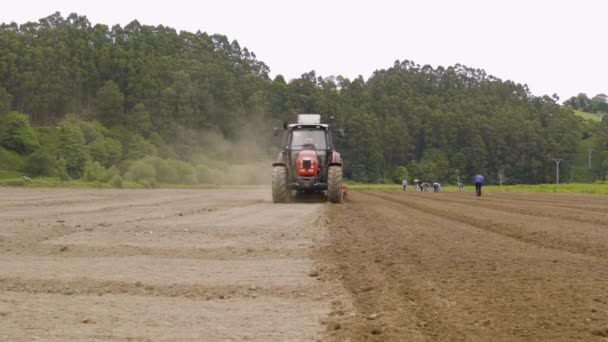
[327,166,343,203]
[272,166,289,203]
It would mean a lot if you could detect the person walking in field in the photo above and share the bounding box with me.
[473,174,485,197]
[458,182,464,192]
[402,179,408,191]
[413,178,419,191]
[433,182,441,192]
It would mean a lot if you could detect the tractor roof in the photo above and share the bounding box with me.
[297,114,321,125]
[288,114,329,129]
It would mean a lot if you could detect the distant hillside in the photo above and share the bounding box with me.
[1,12,605,185]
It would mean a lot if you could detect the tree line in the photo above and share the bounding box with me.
[0,12,606,185]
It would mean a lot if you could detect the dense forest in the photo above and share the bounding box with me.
[1,12,607,186]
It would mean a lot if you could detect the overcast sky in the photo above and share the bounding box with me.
[1,0,606,101]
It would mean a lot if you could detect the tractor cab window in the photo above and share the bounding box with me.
[290,129,327,150]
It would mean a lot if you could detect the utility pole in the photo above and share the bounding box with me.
[587,149,593,169]
[455,169,460,184]
[552,158,563,184]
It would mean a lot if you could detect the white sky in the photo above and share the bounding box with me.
[1,0,606,101]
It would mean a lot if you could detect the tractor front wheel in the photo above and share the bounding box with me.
[272,166,289,203]
[327,166,343,203]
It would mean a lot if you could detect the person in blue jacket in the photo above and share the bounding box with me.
[473,174,485,197]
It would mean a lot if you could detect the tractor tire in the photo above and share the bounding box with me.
[327,166,343,203]
[272,166,289,203]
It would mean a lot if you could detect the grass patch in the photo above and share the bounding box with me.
[0,176,265,190]
[347,183,608,194]
[484,183,608,194]
[574,110,601,122]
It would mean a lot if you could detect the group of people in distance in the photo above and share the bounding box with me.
[402,178,441,192]
[401,174,485,196]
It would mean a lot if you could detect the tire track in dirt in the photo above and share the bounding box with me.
[368,191,608,260]
[320,191,608,341]
[8,244,311,259]
[0,277,321,300]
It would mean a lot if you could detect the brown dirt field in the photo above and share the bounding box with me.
[319,190,608,341]
[0,188,347,341]
[1,188,607,341]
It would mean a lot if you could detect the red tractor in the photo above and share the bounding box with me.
[272,114,344,203]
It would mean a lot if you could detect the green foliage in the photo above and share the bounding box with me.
[24,148,56,177]
[78,120,105,143]
[87,139,109,166]
[57,119,88,179]
[83,161,119,184]
[96,81,125,127]
[150,158,196,184]
[103,138,123,167]
[0,87,11,115]
[127,103,152,135]
[346,113,383,182]
[420,148,449,181]
[0,178,27,186]
[574,110,601,122]
[148,132,176,159]
[0,112,39,154]
[0,14,600,185]
[54,159,70,181]
[126,135,157,160]
[392,166,410,184]
[87,137,122,168]
[564,93,608,114]
[0,146,24,173]
[110,174,124,188]
[124,159,157,187]
[35,127,59,151]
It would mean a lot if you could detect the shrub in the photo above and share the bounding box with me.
[168,159,196,184]
[79,120,104,144]
[87,139,108,166]
[110,174,123,188]
[127,134,157,160]
[125,160,156,185]
[1,178,26,186]
[0,112,39,154]
[84,161,106,182]
[392,166,410,184]
[24,148,56,177]
[0,146,24,172]
[150,158,178,184]
[57,119,88,179]
[55,159,70,181]
[104,138,122,167]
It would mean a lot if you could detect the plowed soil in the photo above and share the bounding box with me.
[320,191,608,341]
[1,188,607,341]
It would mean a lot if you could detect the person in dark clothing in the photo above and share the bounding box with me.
[473,174,484,196]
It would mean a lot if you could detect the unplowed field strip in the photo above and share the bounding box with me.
[0,188,338,341]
